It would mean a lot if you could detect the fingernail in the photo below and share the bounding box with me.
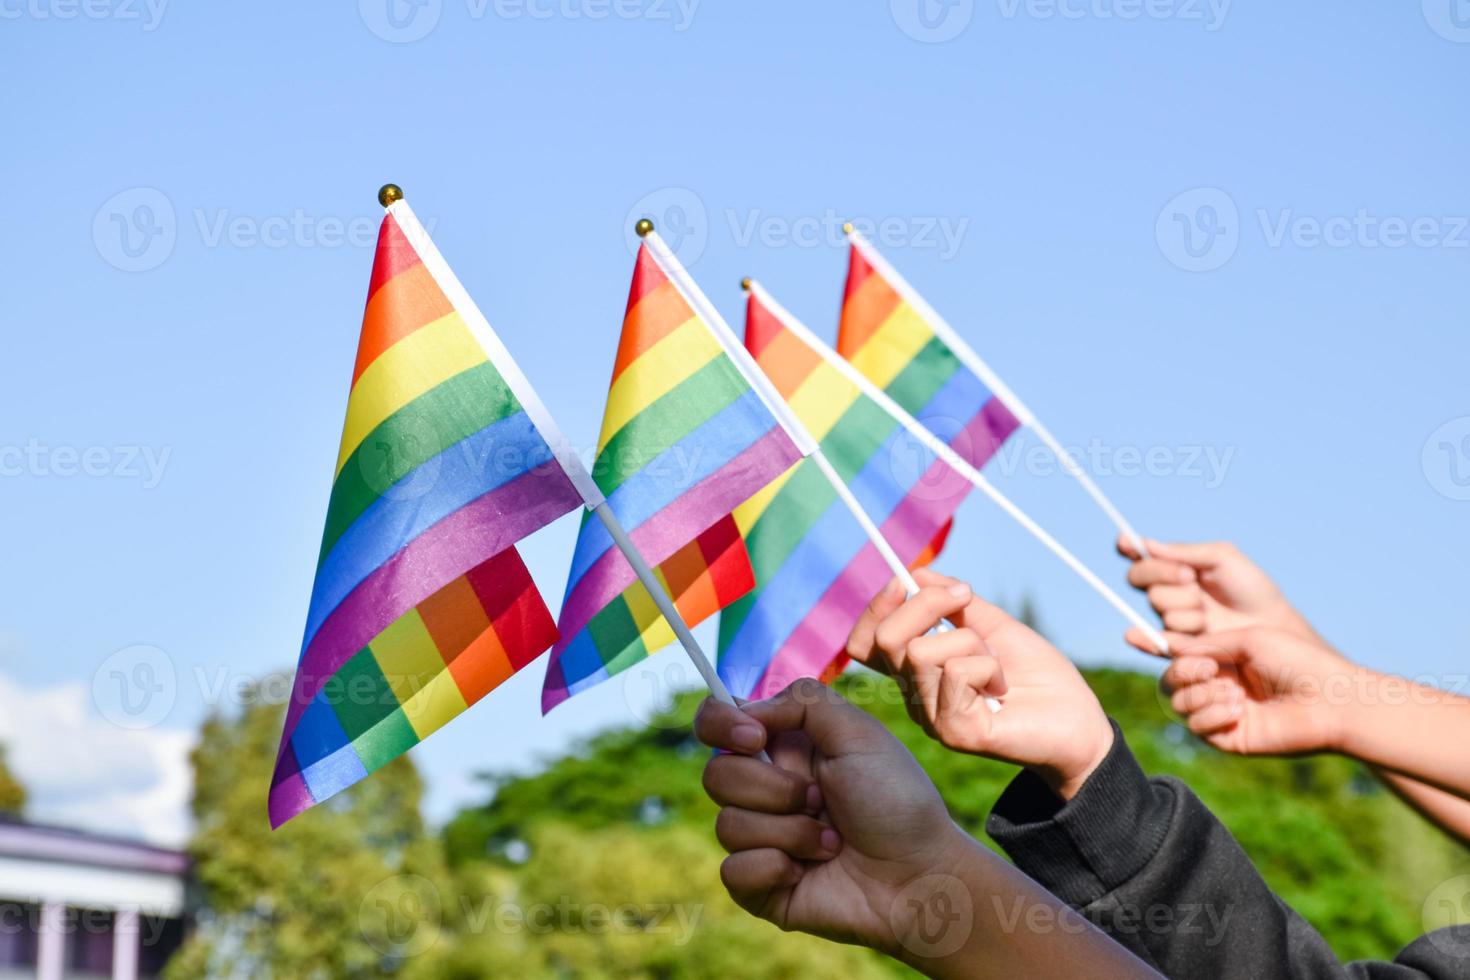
[806,783,824,813]
[731,725,764,752]
[1179,567,1197,584]
[820,828,842,854]
[886,579,905,597]
[947,583,971,599]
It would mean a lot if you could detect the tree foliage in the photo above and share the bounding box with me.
[0,743,24,816]
[176,666,1470,977]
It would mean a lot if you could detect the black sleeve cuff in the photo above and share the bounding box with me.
[985,720,1177,909]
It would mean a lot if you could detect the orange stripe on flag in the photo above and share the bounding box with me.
[447,628,516,705]
[353,261,456,385]
[609,278,696,385]
[838,261,904,357]
[754,329,823,400]
[416,575,494,663]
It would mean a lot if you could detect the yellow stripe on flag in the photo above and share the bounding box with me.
[400,668,470,740]
[849,302,935,391]
[597,316,721,452]
[335,311,486,476]
[786,361,862,444]
[734,461,801,533]
[624,577,676,654]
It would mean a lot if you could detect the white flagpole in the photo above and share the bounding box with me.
[845,226,1152,560]
[640,223,1003,709]
[750,279,1169,656]
[385,188,744,716]
[641,226,931,596]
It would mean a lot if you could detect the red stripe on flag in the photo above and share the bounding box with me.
[366,213,423,302]
[837,245,904,357]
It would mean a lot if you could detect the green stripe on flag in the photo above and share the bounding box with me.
[585,595,651,674]
[593,356,750,497]
[719,398,900,641]
[884,336,962,418]
[319,362,522,563]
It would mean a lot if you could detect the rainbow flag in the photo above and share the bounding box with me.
[716,285,975,700]
[838,240,1021,472]
[541,244,802,711]
[270,203,584,827]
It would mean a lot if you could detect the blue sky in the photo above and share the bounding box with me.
[3,1,1468,842]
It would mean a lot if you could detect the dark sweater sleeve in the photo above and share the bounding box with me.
[985,721,1470,980]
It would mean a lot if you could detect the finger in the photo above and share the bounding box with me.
[1162,655,1220,692]
[913,568,1015,638]
[934,655,1007,738]
[845,578,908,671]
[1185,695,1243,735]
[1173,629,1260,664]
[1128,559,1198,588]
[715,808,842,861]
[702,754,814,814]
[1172,677,1237,714]
[1144,539,1236,571]
[720,849,803,917]
[1116,533,1142,560]
[1124,627,1192,656]
[1146,584,1203,611]
[1162,608,1207,633]
[740,678,889,757]
[872,584,975,671]
[903,629,994,724]
[694,698,769,755]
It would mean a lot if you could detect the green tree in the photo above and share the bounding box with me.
[167,686,451,979]
[0,743,25,816]
[446,669,1470,968]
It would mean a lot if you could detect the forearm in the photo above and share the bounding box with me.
[1375,767,1470,847]
[897,834,1159,980]
[1334,669,1470,800]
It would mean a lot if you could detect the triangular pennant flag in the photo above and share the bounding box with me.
[542,245,801,711]
[271,203,584,826]
[838,243,1021,470]
[716,284,974,700]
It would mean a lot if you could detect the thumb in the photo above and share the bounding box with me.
[1144,539,1235,570]
[1172,629,1261,665]
[739,678,888,757]
[1125,627,1195,656]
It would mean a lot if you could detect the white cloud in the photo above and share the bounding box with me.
[0,675,193,847]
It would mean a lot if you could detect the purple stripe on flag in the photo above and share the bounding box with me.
[749,439,974,701]
[267,745,313,828]
[280,466,582,741]
[551,427,799,652]
[958,397,1022,470]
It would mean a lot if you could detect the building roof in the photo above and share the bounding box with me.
[0,817,188,876]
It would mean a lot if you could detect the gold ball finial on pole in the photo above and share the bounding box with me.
[740,277,752,292]
[635,218,655,238]
[378,183,404,208]
[842,221,854,236]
